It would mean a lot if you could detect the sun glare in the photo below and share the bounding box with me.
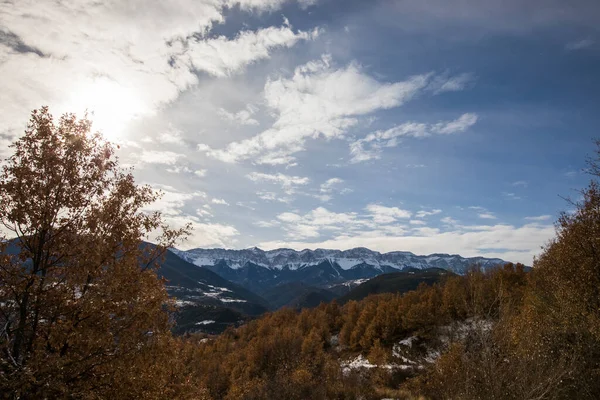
[64,77,147,142]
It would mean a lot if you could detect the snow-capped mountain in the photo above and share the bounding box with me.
[170,247,511,294]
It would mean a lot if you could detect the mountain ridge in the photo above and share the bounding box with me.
[171,246,510,274]
[170,246,513,295]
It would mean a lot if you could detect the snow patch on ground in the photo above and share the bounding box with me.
[174,300,196,307]
[332,258,364,270]
[204,284,231,292]
[192,257,216,267]
[340,355,413,375]
[341,355,377,372]
[195,320,215,325]
[397,336,417,348]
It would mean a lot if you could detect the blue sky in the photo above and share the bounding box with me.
[1,0,599,263]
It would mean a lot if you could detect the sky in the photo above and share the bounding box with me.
[1,0,599,264]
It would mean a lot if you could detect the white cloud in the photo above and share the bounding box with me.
[566,38,594,51]
[142,185,237,248]
[412,227,441,236]
[410,220,427,225]
[415,209,442,218]
[231,0,318,11]
[350,113,477,163]
[199,55,432,164]
[246,172,309,194]
[312,177,345,202]
[212,198,230,205]
[274,206,373,239]
[503,192,521,200]
[139,150,185,165]
[313,194,332,202]
[218,105,259,126]
[512,180,528,187]
[194,169,208,177]
[166,165,192,174]
[257,191,292,203]
[158,126,185,145]
[468,206,486,211]
[143,185,206,217]
[441,216,459,225]
[525,215,552,221]
[270,204,417,240]
[366,204,412,223]
[428,72,474,94]
[469,206,498,219]
[255,220,280,228]
[431,113,479,134]
[196,208,213,218]
[320,177,344,193]
[182,25,319,78]
[236,202,257,211]
[167,215,240,249]
[0,0,315,139]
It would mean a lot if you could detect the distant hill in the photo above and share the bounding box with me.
[146,244,270,334]
[338,268,454,303]
[262,282,337,310]
[155,246,269,314]
[172,304,248,335]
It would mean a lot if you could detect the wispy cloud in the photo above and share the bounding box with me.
[139,150,185,165]
[212,198,230,206]
[0,0,316,137]
[469,206,497,220]
[199,55,432,165]
[566,38,594,51]
[218,105,259,126]
[428,72,474,94]
[366,204,412,223]
[246,172,309,194]
[257,191,293,203]
[415,209,442,218]
[158,127,185,145]
[142,185,238,248]
[320,177,344,193]
[276,207,367,239]
[194,169,207,178]
[503,192,521,200]
[181,25,320,78]
[512,180,528,187]
[525,215,552,221]
[441,216,459,225]
[349,113,478,163]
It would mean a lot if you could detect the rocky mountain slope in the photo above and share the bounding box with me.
[171,246,509,294]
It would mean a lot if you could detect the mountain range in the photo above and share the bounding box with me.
[170,246,508,295]
[1,239,515,334]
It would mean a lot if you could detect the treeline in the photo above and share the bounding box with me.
[177,264,526,399]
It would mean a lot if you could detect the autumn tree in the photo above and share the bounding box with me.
[0,108,193,398]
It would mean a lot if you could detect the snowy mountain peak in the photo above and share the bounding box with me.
[172,246,511,275]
